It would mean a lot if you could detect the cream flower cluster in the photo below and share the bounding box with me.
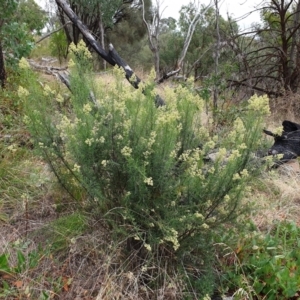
[17,86,29,97]
[248,94,270,115]
[69,40,92,60]
[164,228,180,251]
[18,57,30,69]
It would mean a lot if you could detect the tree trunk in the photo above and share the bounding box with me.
[99,15,106,70]
[0,41,6,89]
[153,45,160,80]
[213,0,220,110]
[141,0,161,81]
[288,0,300,92]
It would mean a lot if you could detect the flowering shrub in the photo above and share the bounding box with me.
[22,43,270,297]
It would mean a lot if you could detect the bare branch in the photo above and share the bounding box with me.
[178,1,212,68]
[36,21,72,44]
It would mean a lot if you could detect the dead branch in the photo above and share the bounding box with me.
[36,21,72,44]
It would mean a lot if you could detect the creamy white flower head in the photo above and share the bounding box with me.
[273,126,283,136]
[43,84,55,96]
[240,168,249,178]
[72,163,81,172]
[17,86,29,97]
[7,144,17,152]
[69,40,92,59]
[144,243,152,252]
[56,93,64,103]
[101,160,108,167]
[144,177,153,186]
[83,103,92,114]
[19,57,30,69]
[99,136,105,143]
[233,173,241,180]
[68,58,75,68]
[194,212,204,219]
[248,94,270,115]
[224,194,230,202]
[85,138,94,146]
[164,228,180,250]
[121,146,132,157]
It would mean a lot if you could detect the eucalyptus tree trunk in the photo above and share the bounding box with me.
[99,15,106,70]
[0,41,6,88]
[141,0,161,80]
[213,0,220,110]
[288,0,300,92]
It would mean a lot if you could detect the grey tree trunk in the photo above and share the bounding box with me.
[213,0,220,110]
[99,15,106,70]
[142,0,161,80]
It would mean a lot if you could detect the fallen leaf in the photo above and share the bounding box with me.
[13,280,23,288]
[62,276,73,291]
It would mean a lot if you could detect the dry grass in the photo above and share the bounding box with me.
[250,160,300,231]
[269,91,300,121]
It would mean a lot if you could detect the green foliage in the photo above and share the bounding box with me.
[15,0,47,34]
[2,22,34,66]
[31,38,52,58]
[0,241,43,276]
[0,0,45,69]
[69,0,122,27]
[160,30,183,71]
[0,61,48,222]
[23,44,269,296]
[50,28,69,64]
[0,254,10,274]
[220,221,300,299]
[107,0,152,63]
[0,0,46,90]
[177,4,238,78]
[0,0,18,21]
[0,241,53,299]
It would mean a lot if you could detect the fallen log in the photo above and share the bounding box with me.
[28,59,68,75]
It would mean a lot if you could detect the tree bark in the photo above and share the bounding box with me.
[99,16,106,70]
[36,21,72,44]
[0,41,6,89]
[141,0,161,80]
[213,0,220,110]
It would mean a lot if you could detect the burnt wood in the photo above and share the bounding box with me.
[264,120,300,164]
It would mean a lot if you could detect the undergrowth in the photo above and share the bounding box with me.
[1,42,300,299]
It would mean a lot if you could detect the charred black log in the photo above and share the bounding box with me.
[0,42,6,88]
[264,120,300,164]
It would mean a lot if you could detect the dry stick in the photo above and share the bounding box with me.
[54,0,165,106]
[36,21,72,44]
